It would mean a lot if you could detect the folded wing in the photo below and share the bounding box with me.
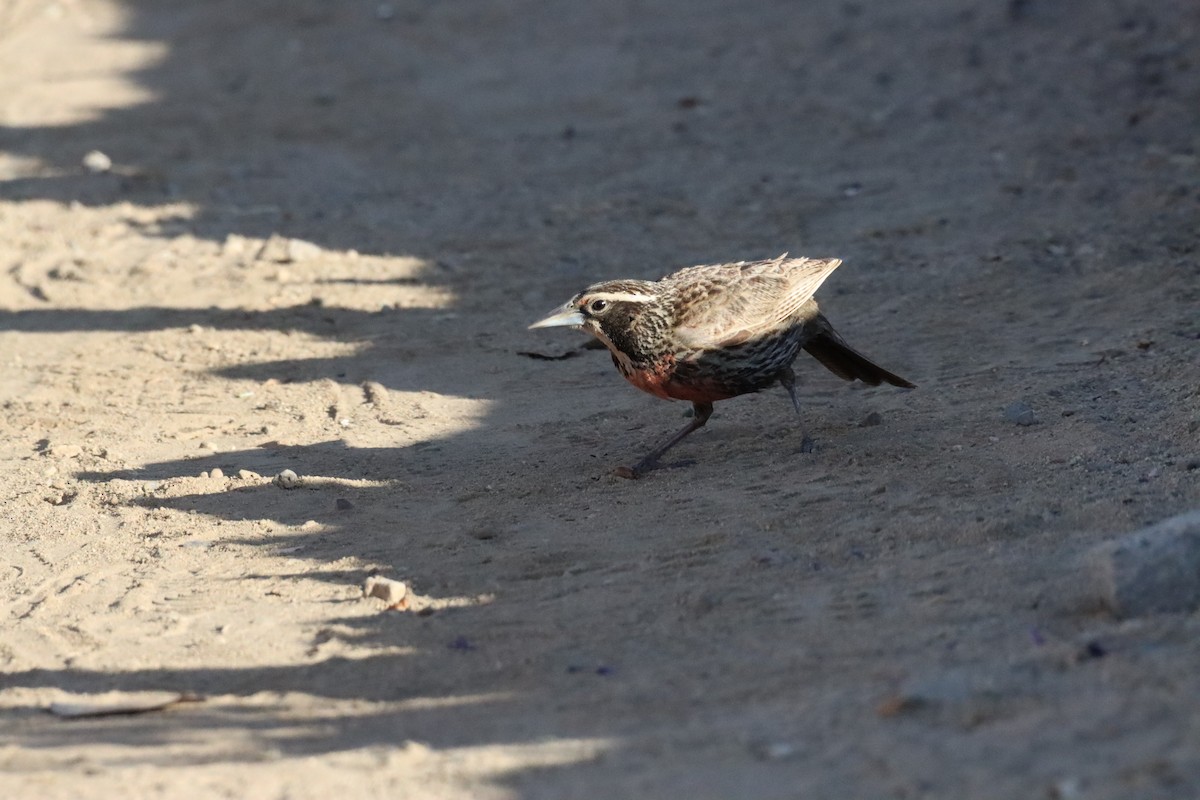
[669,255,843,349]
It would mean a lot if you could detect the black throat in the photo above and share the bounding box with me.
[594,301,665,365]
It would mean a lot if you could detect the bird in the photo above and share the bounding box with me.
[529,254,914,478]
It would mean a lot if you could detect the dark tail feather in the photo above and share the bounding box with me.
[803,332,915,389]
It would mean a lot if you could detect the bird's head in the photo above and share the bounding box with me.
[528,281,660,354]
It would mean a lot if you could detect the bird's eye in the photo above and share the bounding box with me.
[588,299,608,314]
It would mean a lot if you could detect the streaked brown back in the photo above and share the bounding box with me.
[666,255,842,349]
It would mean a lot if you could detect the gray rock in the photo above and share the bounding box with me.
[1004,401,1038,426]
[363,576,407,606]
[1086,510,1200,617]
[82,150,112,173]
[274,469,300,489]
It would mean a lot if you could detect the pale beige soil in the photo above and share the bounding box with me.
[1,1,1199,797]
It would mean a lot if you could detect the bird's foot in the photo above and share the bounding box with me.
[615,455,659,478]
[614,456,697,479]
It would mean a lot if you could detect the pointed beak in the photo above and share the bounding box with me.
[528,305,585,330]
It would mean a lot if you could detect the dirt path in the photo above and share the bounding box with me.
[2,1,1198,797]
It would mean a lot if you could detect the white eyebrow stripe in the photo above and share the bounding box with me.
[582,291,654,303]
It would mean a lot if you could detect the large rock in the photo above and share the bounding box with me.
[1086,510,1200,617]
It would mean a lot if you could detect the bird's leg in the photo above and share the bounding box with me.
[778,367,815,453]
[779,367,802,414]
[615,402,714,479]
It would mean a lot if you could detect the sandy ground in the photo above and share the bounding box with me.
[1,0,1199,797]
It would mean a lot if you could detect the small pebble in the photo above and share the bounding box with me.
[82,150,112,173]
[1004,401,1038,426]
[274,469,300,489]
[336,498,354,511]
[363,576,408,607]
[749,740,799,761]
[222,234,251,257]
[1050,777,1084,799]
[44,489,78,506]
[860,411,883,427]
[286,238,322,262]
[208,467,224,480]
[47,444,83,459]
[238,469,261,481]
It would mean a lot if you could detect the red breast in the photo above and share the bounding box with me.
[622,355,740,403]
